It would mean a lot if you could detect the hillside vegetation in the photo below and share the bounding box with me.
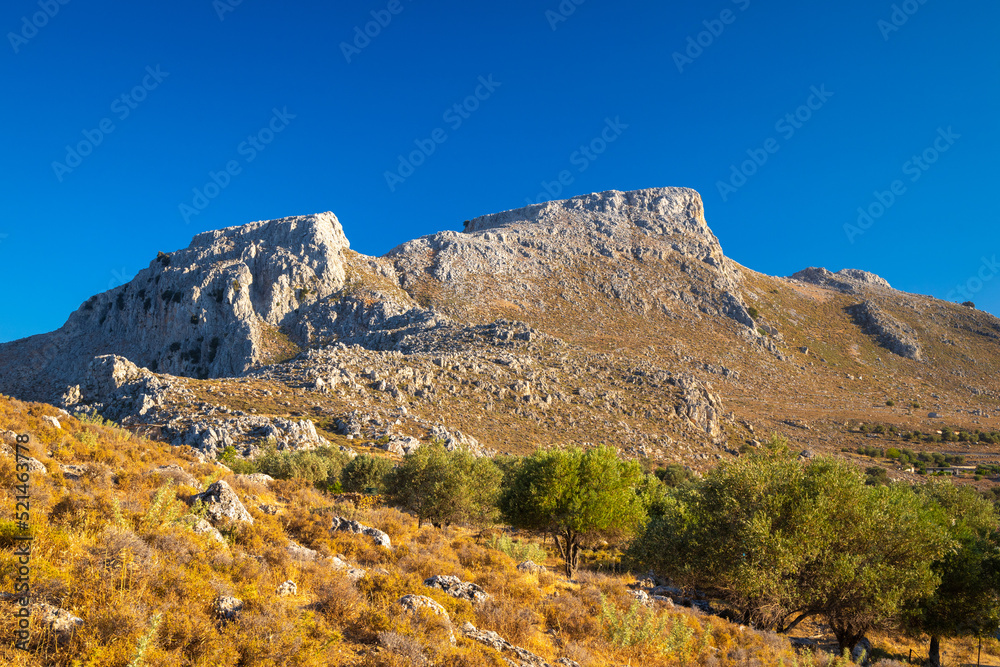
[2,395,1000,666]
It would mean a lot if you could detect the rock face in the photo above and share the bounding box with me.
[790,267,892,292]
[389,187,755,329]
[848,301,923,361]
[330,516,391,548]
[191,480,254,525]
[0,212,352,401]
[424,575,490,602]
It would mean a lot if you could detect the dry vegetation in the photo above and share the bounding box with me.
[5,394,992,666]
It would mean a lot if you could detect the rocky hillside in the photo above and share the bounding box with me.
[1,187,999,472]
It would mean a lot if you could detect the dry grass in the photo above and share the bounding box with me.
[2,392,999,666]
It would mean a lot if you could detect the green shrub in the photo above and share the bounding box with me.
[341,454,394,494]
[485,534,547,563]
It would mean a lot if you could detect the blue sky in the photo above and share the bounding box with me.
[1,0,998,342]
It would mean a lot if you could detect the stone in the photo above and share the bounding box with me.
[516,560,545,574]
[331,516,391,548]
[287,540,320,562]
[398,595,454,644]
[235,473,275,486]
[424,574,490,602]
[191,480,253,525]
[186,516,225,543]
[213,596,244,621]
[460,621,555,666]
[59,464,88,480]
[276,580,297,596]
[20,457,47,475]
[851,637,872,665]
[41,415,61,429]
[33,602,83,645]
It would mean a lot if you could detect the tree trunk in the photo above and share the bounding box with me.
[553,530,580,578]
[929,635,941,667]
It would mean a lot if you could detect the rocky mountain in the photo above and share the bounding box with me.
[2,187,999,469]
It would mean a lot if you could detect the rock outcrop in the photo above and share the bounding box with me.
[848,301,923,361]
[424,575,490,602]
[191,480,254,525]
[331,516,391,548]
[790,267,892,292]
[397,595,454,644]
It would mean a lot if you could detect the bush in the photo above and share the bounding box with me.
[385,441,501,528]
[341,454,394,494]
[484,534,547,563]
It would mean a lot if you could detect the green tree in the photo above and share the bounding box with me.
[629,452,951,651]
[902,481,1000,667]
[500,445,647,577]
[385,441,501,528]
[340,454,394,494]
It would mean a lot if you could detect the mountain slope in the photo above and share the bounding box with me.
[1,187,999,467]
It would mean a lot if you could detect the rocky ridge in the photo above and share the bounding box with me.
[1,187,1000,468]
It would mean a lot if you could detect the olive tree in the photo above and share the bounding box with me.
[901,481,1000,667]
[340,454,394,494]
[500,445,647,577]
[629,452,952,652]
[385,440,501,528]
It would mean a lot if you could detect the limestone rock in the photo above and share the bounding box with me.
[460,622,554,666]
[0,212,351,402]
[59,464,87,480]
[848,301,923,361]
[398,595,454,644]
[213,596,244,621]
[41,415,61,429]
[276,580,297,596]
[20,457,47,475]
[790,267,891,292]
[33,602,83,645]
[330,516,391,548]
[287,540,319,562]
[191,480,253,525]
[516,560,545,574]
[424,575,490,602]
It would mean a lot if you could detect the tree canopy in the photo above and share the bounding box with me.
[500,445,648,577]
[629,450,953,651]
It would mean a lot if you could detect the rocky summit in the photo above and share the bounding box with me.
[1,186,999,468]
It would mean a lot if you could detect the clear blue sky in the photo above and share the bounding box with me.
[1,0,998,342]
